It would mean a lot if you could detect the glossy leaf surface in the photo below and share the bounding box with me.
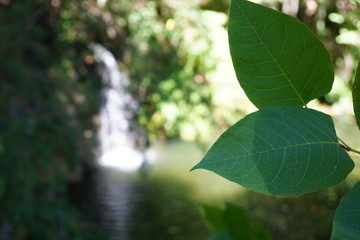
[228,0,334,108]
[331,183,360,240]
[353,60,360,130]
[192,106,354,195]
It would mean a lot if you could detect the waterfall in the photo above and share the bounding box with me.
[90,43,146,172]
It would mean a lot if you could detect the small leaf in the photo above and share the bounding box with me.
[192,106,354,195]
[224,203,255,240]
[228,0,334,108]
[199,204,227,232]
[352,60,360,130]
[208,231,232,240]
[331,183,360,240]
[253,226,272,240]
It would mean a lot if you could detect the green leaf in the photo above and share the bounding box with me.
[192,106,354,195]
[352,60,360,130]
[223,203,255,240]
[208,231,232,240]
[331,183,360,240]
[199,204,227,232]
[253,226,272,240]
[228,0,334,108]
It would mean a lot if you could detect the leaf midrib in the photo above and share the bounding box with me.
[199,141,338,167]
[233,0,307,106]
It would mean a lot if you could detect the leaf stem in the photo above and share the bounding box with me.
[338,137,360,154]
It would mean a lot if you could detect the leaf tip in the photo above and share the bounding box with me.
[190,166,198,172]
[190,162,202,172]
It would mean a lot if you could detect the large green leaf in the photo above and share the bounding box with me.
[331,183,360,240]
[353,60,360,130]
[228,0,334,108]
[192,106,354,195]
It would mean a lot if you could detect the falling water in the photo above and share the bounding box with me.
[97,0,107,7]
[90,43,145,172]
[73,44,209,240]
[89,43,145,239]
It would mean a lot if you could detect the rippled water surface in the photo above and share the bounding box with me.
[69,141,239,240]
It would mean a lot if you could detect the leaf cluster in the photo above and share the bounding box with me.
[193,0,360,238]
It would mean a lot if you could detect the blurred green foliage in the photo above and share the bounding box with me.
[0,0,223,238]
[199,203,271,240]
[0,0,105,238]
[239,183,352,240]
[99,0,220,141]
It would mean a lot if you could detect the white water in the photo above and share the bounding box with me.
[90,43,150,172]
[97,0,107,7]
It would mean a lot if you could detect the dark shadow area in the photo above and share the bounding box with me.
[237,182,352,240]
[0,0,105,238]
